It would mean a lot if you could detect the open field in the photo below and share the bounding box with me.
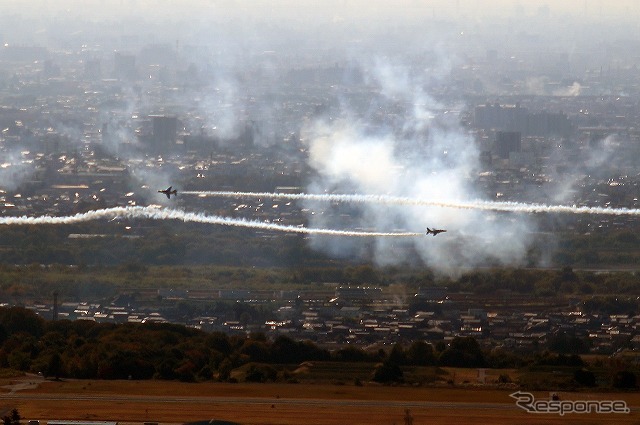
[0,374,638,425]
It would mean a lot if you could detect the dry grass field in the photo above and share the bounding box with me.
[0,373,638,425]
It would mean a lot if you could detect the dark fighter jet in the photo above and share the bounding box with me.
[158,186,177,199]
[426,227,446,236]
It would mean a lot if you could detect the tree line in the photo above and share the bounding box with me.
[0,306,473,382]
[0,306,636,389]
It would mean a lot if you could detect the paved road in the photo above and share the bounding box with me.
[0,392,515,411]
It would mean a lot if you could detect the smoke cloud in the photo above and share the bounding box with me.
[0,149,37,192]
[299,59,538,273]
[553,81,583,97]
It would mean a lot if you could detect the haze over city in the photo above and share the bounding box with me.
[1,0,639,274]
[2,3,640,423]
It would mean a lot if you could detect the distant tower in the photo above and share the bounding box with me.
[495,131,521,159]
[152,115,178,153]
[52,290,59,321]
[114,52,137,80]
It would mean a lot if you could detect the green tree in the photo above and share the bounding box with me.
[439,337,485,367]
[9,410,19,425]
[333,346,370,362]
[406,340,435,366]
[388,343,406,365]
[240,340,270,363]
[7,351,30,371]
[574,369,596,387]
[217,358,233,381]
[9,409,19,425]
[372,360,403,383]
[206,332,232,356]
[347,265,381,285]
[46,352,63,379]
[548,333,591,354]
[0,307,44,338]
[613,370,637,389]
[244,363,277,382]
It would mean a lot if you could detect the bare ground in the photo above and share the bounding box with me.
[0,374,638,425]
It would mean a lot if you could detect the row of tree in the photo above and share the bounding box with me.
[0,307,636,389]
[0,307,483,381]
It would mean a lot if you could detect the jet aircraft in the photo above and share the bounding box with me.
[426,227,446,236]
[158,186,177,199]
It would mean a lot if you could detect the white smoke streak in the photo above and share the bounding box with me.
[181,191,640,216]
[0,206,420,237]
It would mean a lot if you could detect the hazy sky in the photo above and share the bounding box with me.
[3,0,640,21]
[2,0,639,61]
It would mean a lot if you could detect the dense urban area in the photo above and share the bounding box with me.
[1,2,640,395]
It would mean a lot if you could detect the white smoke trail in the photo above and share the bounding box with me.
[181,191,640,216]
[0,206,420,237]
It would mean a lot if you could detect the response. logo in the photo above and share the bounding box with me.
[510,391,630,415]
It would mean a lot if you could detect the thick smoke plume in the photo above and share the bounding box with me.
[300,60,536,273]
